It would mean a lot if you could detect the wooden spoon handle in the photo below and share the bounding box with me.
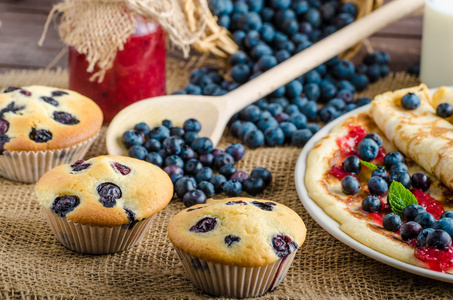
[221,0,425,116]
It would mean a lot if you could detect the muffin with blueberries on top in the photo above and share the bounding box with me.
[0,85,102,183]
[35,155,173,254]
[168,197,306,298]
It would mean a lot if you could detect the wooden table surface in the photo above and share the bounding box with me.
[0,0,422,75]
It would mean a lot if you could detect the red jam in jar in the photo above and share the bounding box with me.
[68,21,166,123]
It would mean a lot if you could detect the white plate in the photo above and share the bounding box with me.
[294,102,453,283]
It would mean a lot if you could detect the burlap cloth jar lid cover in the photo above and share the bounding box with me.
[2,65,453,299]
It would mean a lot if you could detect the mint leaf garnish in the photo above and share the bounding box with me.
[388,181,418,217]
[360,160,378,171]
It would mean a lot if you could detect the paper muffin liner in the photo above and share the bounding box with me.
[43,208,156,255]
[174,248,298,298]
[0,133,99,183]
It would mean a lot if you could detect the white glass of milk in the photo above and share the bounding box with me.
[420,0,453,88]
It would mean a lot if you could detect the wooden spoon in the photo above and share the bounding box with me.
[106,0,424,155]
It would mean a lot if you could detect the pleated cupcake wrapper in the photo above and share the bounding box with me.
[0,133,99,183]
[43,208,156,255]
[174,248,297,298]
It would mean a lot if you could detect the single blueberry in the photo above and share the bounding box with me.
[250,44,273,61]
[411,172,431,191]
[402,204,426,222]
[162,119,173,129]
[362,195,382,213]
[400,221,423,241]
[175,176,197,199]
[143,138,161,152]
[97,182,122,208]
[163,165,184,183]
[341,175,360,195]
[302,8,321,27]
[319,106,339,123]
[146,152,164,167]
[162,137,183,155]
[190,217,217,233]
[231,64,251,84]
[134,122,150,135]
[356,138,379,161]
[331,60,355,80]
[437,103,453,118]
[252,200,276,211]
[426,229,452,249]
[280,122,297,141]
[183,118,202,133]
[368,176,388,196]
[194,167,214,183]
[389,171,412,190]
[40,96,59,106]
[184,158,203,175]
[237,121,258,140]
[191,137,214,155]
[272,234,298,258]
[224,234,241,247]
[327,98,346,111]
[222,179,242,196]
[342,155,361,174]
[213,153,235,169]
[170,127,185,137]
[225,143,246,161]
[243,129,265,149]
[51,195,80,217]
[197,181,215,198]
[383,152,405,169]
[71,160,92,172]
[29,128,52,143]
[264,127,285,147]
[250,167,272,186]
[364,133,383,148]
[416,228,435,247]
[210,174,227,193]
[183,189,207,207]
[257,116,279,132]
[256,55,278,72]
[433,218,453,237]
[300,101,318,121]
[239,105,261,122]
[401,93,421,110]
[148,125,171,141]
[128,145,148,160]
[414,212,436,229]
[372,167,389,183]
[243,176,266,196]
[219,164,237,179]
[382,213,401,232]
[289,113,308,129]
[184,84,202,95]
[198,153,214,167]
[304,83,321,101]
[121,130,143,149]
[292,129,313,147]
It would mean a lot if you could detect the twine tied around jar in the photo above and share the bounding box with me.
[39,0,238,83]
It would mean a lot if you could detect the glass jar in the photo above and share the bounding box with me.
[68,20,166,123]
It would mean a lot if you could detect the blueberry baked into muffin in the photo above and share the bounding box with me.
[168,198,306,298]
[0,85,103,182]
[35,155,173,254]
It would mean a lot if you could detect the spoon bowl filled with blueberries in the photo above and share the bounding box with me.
[106,0,423,156]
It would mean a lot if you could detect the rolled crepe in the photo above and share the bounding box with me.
[370,84,453,190]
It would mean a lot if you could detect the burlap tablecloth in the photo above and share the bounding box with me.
[0,59,452,299]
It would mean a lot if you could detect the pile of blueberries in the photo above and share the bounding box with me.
[173,0,392,149]
[121,118,272,207]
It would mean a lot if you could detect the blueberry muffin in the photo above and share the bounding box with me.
[35,155,173,254]
[168,198,306,298]
[0,85,103,182]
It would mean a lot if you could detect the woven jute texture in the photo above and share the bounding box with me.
[1,59,453,299]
